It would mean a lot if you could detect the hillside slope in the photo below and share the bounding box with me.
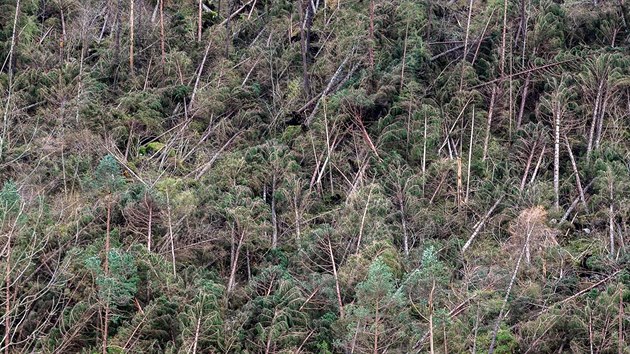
[0,0,629,352]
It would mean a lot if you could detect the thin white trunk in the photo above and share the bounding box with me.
[554,109,560,211]
[595,91,608,150]
[429,280,435,354]
[462,196,504,253]
[130,0,134,74]
[564,136,587,210]
[357,185,374,251]
[227,230,245,293]
[587,79,605,161]
[1,0,20,161]
[400,197,409,256]
[520,141,537,191]
[327,237,344,318]
[482,86,497,161]
[516,73,530,130]
[192,316,201,354]
[609,182,615,258]
[198,0,203,42]
[460,0,474,91]
[465,106,474,203]
[166,191,176,276]
[529,145,545,185]
[271,175,278,249]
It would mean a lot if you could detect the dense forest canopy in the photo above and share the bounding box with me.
[1,0,630,352]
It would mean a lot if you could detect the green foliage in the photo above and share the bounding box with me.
[3,0,630,352]
[91,154,127,195]
[85,248,139,307]
[0,180,20,219]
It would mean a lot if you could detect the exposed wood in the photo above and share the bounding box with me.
[564,135,587,210]
[462,196,504,253]
[465,106,474,203]
[470,60,572,90]
[1,0,20,162]
[130,0,135,74]
[559,180,594,224]
[368,0,375,71]
[488,210,533,354]
[159,0,165,66]
[482,85,497,161]
[460,0,474,91]
[198,0,202,42]
[327,237,344,318]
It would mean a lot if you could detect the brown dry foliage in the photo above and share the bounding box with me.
[504,206,558,263]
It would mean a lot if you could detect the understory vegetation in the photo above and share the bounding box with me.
[1,0,630,352]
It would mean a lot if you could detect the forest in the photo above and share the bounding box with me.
[0,0,629,352]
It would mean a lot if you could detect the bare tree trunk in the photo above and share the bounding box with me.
[4,232,11,354]
[457,155,463,206]
[422,112,428,196]
[299,0,312,98]
[368,0,375,71]
[482,86,498,161]
[227,230,245,293]
[499,0,508,77]
[589,310,595,354]
[595,91,608,150]
[271,175,278,249]
[1,0,20,161]
[460,0,474,91]
[103,301,109,354]
[327,237,344,318]
[520,141,537,191]
[198,0,202,42]
[529,145,545,185]
[225,0,232,57]
[516,72,530,130]
[357,185,374,251]
[192,315,201,354]
[145,194,152,252]
[373,298,379,354]
[619,288,624,354]
[429,280,435,354]
[130,0,135,75]
[554,109,560,211]
[114,0,122,69]
[565,136,587,210]
[160,0,165,66]
[609,182,615,258]
[587,79,604,161]
[166,191,176,276]
[465,106,474,203]
[462,196,503,253]
[400,197,409,256]
[400,21,409,91]
[102,199,112,354]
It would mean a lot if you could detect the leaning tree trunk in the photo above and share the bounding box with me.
[553,106,560,211]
